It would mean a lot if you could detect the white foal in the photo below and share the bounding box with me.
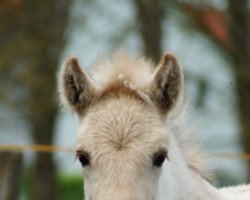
[59,52,250,200]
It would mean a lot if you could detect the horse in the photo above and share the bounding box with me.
[58,51,250,200]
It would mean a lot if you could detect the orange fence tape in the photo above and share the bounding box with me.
[0,144,250,160]
[210,152,250,160]
[0,144,73,153]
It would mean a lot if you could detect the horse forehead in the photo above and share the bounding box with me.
[77,96,167,151]
[83,96,158,133]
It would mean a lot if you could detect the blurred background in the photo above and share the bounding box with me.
[0,0,249,199]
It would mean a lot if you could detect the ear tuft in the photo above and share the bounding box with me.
[59,57,96,115]
[151,53,184,113]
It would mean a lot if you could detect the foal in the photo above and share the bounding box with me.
[59,52,250,200]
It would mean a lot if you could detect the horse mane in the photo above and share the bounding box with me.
[88,51,213,182]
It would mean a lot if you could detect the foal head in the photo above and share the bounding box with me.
[59,52,184,200]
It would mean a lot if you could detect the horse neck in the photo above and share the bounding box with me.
[158,134,228,200]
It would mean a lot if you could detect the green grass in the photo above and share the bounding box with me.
[22,171,84,200]
[58,175,83,200]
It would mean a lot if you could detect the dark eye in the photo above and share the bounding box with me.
[153,150,167,167]
[76,151,90,167]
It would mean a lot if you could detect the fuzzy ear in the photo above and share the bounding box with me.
[59,57,96,115]
[150,53,184,113]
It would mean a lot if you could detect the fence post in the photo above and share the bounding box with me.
[0,151,23,200]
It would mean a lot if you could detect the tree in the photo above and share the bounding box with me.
[133,0,167,64]
[0,152,23,200]
[0,0,71,199]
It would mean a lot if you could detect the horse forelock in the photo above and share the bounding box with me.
[91,52,154,92]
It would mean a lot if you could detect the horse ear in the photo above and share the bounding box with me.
[150,53,184,113]
[59,57,96,115]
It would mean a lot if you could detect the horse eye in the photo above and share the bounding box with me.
[153,150,167,167]
[76,152,90,167]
